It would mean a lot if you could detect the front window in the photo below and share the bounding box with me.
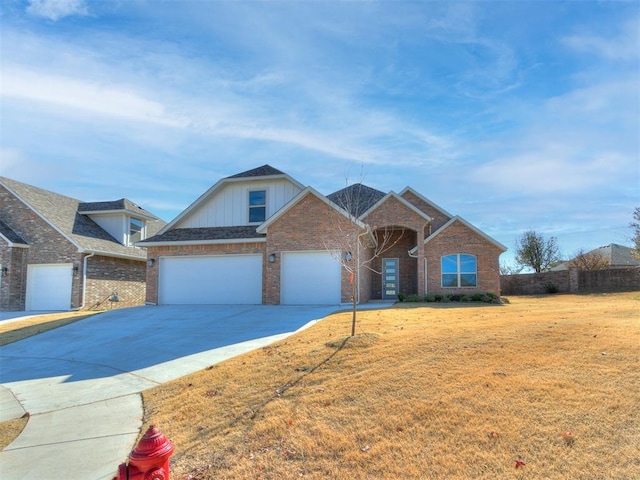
[442,254,477,288]
[129,217,145,245]
[249,190,266,223]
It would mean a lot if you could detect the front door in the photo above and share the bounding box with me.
[382,258,399,300]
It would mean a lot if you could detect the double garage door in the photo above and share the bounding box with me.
[158,251,341,305]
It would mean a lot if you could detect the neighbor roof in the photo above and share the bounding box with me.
[78,199,161,220]
[591,243,640,266]
[0,177,164,260]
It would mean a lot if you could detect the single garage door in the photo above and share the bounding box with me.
[26,264,73,311]
[281,251,341,305]
[158,255,262,304]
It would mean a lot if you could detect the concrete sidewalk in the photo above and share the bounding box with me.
[0,304,341,480]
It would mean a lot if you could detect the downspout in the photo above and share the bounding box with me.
[73,252,95,310]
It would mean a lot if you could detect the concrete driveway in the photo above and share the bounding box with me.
[0,304,337,480]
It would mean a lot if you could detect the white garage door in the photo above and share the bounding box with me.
[26,264,73,311]
[159,255,262,305]
[281,251,341,305]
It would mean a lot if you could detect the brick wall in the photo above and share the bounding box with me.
[401,190,452,235]
[85,255,147,309]
[501,267,640,295]
[0,245,28,311]
[424,220,503,296]
[144,242,266,304]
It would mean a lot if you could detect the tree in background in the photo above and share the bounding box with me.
[514,230,561,273]
[568,249,609,270]
[631,207,640,259]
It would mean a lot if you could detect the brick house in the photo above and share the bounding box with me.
[140,165,506,305]
[0,177,165,311]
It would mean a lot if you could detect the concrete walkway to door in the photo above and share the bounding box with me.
[0,304,339,480]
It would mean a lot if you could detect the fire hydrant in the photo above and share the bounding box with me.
[114,425,175,480]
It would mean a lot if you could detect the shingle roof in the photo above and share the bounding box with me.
[327,184,387,217]
[78,199,160,220]
[227,165,285,179]
[0,219,28,245]
[0,177,165,260]
[593,243,640,267]
[141,226,265,243]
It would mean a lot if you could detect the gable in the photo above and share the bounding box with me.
[400,188,453,233]
[422,216,507,253]
[175,178,304,229]
[360,192,432,231]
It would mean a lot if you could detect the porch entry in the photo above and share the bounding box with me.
[382,258,399,300]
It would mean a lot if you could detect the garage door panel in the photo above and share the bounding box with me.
[26,264,73,311]
[159,255,262,305]
[281,251,341,305]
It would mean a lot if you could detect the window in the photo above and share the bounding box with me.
[129,217,145,245]
[441,254,477,288]
[249,190,266,223]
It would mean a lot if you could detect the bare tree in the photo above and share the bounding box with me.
[568,249,609,270]
[324,182,406,337]
[515,230,561,273]
[631,207,640,260]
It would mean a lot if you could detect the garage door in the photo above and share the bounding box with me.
[158,255,262,304]
[281,251,341,305]
[26,264,73,311]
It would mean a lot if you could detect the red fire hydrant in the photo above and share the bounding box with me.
[114,425,175,480]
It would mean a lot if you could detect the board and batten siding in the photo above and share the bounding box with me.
[178,179,303,228]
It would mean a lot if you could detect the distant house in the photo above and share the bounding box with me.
[550,243,640,271]
[140,165,506,305]
[0,177,165,311]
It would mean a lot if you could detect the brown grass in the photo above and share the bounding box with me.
[0,311,100,347]
[141,293,640,479]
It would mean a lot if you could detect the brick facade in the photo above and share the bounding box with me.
[424,220,503,295]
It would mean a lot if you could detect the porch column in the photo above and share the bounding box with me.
[417,225,426,295]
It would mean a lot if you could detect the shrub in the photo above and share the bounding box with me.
[434,294,443,302]
[425,294,437,302]
[544,282,559,294]
[406,294,423,302]
[472,293,484,302]
[397,293,405,302]
[460,294,471,302]
[442,295,451,303]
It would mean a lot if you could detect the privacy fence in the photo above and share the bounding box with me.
[500,266,640,296]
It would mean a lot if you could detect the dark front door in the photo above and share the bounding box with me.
[382,258,399,300]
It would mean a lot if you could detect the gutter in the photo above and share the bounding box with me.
[73,252,95,311]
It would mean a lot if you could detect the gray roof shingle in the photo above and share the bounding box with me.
[227,165,285,179]
[141,226,265,243]
[0,219,28,245]
[327,183,387,218]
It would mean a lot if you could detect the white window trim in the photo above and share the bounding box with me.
[248,189,267,224]
[441,253,477,288]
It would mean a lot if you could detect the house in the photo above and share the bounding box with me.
[139,165,506,305]
[550,243,640,271]
[0,177,165,311]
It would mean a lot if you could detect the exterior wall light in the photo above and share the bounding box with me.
[1,267,7,277]
[147,258,155,267]
[268,253,276,263]
[345,251,352,262]
[73,266,79,276]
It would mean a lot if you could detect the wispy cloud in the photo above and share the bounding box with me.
[26,0,88,21]
[562,16,640,62]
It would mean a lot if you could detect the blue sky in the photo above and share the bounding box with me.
[1,0,638,267]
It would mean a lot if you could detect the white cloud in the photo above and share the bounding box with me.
[1,66,186,128]
[26,0,88,21]
[562,16,640,62]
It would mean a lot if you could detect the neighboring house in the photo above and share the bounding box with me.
[550,243,640,271]
[140,165,506,305]
[0,177,165,311]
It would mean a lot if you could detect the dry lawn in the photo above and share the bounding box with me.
[142,293,640,480]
